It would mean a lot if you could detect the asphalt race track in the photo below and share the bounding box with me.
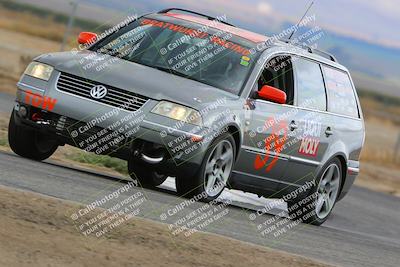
[1,93,399,267]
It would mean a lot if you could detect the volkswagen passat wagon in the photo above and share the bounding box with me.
[8,8,365,225]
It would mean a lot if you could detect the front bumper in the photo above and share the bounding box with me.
[13,102,206,177]
[14,73,211,177]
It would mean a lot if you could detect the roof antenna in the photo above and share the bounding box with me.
[287,1,315,41]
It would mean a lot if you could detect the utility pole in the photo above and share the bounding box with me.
[60,0,80,51]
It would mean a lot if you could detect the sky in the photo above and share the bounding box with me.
[154,0,400,49]
[15,0,400,49]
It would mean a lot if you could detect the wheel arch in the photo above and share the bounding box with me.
[225,124,241,161]
[328,153,348,197]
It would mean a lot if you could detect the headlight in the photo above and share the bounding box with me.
[24,62,54,81]
[151,101,202,126]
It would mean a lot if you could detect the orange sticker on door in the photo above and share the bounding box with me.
[298,137,320,157]
[253,117,288,172]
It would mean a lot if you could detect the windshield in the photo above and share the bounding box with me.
[90,16,260,95]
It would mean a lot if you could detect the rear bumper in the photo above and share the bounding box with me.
[337,164,359,201]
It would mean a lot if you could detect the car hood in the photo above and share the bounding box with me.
[36,51,238,109]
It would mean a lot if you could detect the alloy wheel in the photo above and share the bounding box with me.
[203,140,234,197]
[315,164,341,219]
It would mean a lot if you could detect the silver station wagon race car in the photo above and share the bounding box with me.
[9,8,365,225]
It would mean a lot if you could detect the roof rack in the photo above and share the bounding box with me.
[311,48,338,62]
[280,39,338,63]
[158,8,236,27]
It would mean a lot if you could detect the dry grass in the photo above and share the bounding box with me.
[359,103,400,167]
[361,149,398,166]
[0,116,8,147]
[0,7,86,90]
[0,71,19,95]
[359,92,400,119]
[0,8,79,43]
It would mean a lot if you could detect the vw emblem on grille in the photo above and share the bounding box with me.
[90,85,108,99]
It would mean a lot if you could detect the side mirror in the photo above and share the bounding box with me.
[78,32,97,45]
[258,85,287,104]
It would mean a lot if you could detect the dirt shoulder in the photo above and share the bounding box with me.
[0,185,332,267]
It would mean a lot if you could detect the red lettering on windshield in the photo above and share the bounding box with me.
[141,19,251,56]
[210,36,250,56]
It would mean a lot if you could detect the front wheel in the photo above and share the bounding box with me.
[128,158,168,188]
[175,132,236,202]
[8,111,58,161]
[287,158,342,226]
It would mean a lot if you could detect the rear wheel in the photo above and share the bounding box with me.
[128,158,168,188]
[8,111,58,161]
[287,158,342,226]
[175,132,236,202]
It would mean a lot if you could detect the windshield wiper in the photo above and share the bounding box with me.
[142,64,199,82]
[150,65,224,88]
[96,47,119,57]
[131,61,214,86]
[152,65,190,78]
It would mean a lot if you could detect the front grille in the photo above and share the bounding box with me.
[56,72,149,112]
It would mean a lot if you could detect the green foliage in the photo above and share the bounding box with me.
[66,151,128,175]
[358,89,400,107]
[0,136,8,147]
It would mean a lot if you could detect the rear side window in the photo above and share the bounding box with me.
[323,66,359,118]
[294,58,327,111]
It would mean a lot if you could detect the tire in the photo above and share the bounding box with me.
[128,158,168,188]
[175,132,236,202]
[287,158,342,226]
[8,111,58,161]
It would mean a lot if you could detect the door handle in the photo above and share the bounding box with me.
[325,127,333,137]
[289,121,298,131]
